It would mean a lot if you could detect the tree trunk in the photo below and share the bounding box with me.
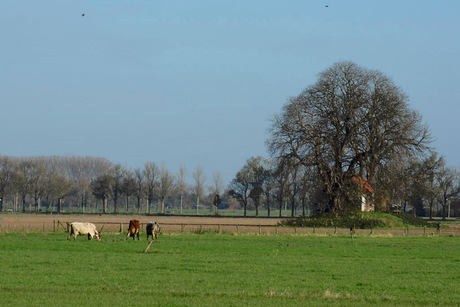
[429,201,433,220]
[180,193,183,215]
[302,197,306,216]
[267,195,271,217]
[22,196,26,213]
[57,198,62,214]
[103,197,107,214]
[196,196,199,215]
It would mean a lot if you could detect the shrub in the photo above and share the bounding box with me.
[277,211,442,229]
[279,212,386,229]
[390,212,437,228]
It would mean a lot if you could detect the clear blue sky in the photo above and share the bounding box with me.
[1,0,459,185]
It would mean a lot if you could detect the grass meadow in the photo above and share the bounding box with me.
[0,232,459,306]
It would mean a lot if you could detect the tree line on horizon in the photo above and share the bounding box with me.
[0,155,226,215]
[1,62,460,218]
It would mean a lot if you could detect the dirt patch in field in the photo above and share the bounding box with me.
[1,214,459,236]
[0,214,285,234]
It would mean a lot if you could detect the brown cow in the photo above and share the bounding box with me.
[126,219,140,240]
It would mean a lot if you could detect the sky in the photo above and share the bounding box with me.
[1,0,460,186]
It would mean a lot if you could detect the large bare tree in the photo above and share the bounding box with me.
[268,61,430,214]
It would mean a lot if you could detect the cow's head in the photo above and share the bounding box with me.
[95,231,101,241]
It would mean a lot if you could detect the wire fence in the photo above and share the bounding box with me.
[0,219,456,236]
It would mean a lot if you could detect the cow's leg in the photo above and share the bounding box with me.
[136,231,139,240]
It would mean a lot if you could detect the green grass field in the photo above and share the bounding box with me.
[0,232,459,306]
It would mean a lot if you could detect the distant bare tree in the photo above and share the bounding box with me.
[159,164,175,213]
[176,164,188,215]
[110,164,124,213]
[0,156,13,211]
[90,174,112,214]
[192,165,206,214]
[209,171,224,214]
[53,167,75,214]
[144,162,159,214]
[121,167,136,214]
[14,160,34,213]
[228,171,250,217]
[29,158,47,213]
[133,168,145,214]
[229,157,269,216]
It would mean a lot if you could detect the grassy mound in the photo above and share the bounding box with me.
[279,211,437,229]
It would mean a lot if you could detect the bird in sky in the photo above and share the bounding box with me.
[82,13,85,17]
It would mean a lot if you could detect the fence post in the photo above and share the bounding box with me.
[313,225,315,233]
[236,225,239,234]
[294,227,297,234]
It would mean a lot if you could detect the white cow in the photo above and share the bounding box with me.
[68,222,101,241]
[146,222,161,240]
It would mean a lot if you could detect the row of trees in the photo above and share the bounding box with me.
[0,156,223,215]
[229,153,460,219]
[1,150,457,218]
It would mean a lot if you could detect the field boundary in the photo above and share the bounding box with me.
[1,218,459,236]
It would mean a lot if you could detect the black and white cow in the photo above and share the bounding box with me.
[146,222,160,240]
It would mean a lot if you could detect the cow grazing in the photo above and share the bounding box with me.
[68,222,101,241]
[126,219,140,240]
[146,222,160,240]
